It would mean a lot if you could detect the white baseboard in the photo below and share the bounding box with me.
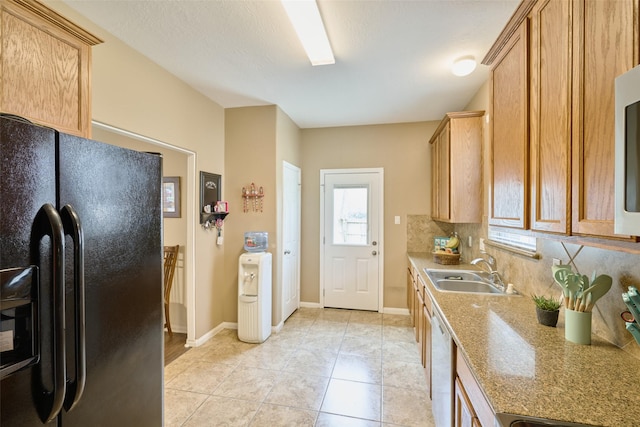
[184,305,409,348]
[185,322,235,347]
[273,321,284,333]
[299,301,322,308]
[383,307,410,316]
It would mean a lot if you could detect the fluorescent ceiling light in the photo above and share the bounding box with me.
[281,0,335,66]
[452,56,477,77]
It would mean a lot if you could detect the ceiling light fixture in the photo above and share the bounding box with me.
[452,56,477,77]
[281,0,335,66]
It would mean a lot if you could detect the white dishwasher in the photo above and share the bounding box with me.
[431,307,453,427]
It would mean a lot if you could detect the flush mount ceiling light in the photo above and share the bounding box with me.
[281,0,335,66]
[452,56,477,77]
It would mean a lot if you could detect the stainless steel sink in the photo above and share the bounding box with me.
[435,279,503,294]
[425,269,491,282]
[495,413,596,426]
[424,268,517,295]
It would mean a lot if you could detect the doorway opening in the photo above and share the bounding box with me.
[91,121,197,347]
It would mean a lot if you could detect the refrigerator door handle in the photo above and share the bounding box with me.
[31,204,67,423]
[60,204,86,412]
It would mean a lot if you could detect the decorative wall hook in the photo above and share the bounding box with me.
[242,183,264,213]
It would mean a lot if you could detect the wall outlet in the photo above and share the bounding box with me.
[552,258,561,266]
[479,238,485,252]
[468,236,473,248]
[394,215,400,225]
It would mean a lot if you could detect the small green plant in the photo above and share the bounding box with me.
[531,294,562,311]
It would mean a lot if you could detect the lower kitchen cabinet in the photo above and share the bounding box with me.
[410,270,432,398]
[455,349,494,427]
[415,279,423,348]
[407,267,415,326]
[420,275,432,397]
[455,378,481,427]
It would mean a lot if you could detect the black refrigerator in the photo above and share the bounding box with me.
[0,115,163,426]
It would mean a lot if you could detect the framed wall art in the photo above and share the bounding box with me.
[163,176,181,218]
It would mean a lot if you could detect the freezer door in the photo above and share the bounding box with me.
[0,116,59,426]
[57,133,163,426]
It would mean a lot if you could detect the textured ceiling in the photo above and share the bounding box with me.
[61,0,519,129]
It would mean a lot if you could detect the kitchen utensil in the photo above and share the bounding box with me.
[574,275,590,311]
[552,264,573,281]
[553,266,573,307]
[565,274,583,310]
[562,274,573,309]
[584,275,612,312]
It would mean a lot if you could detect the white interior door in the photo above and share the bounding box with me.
[321,169,383,311]
[282,161,301,321]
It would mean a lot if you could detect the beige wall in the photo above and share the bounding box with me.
[224,105,301,327]
[45,1,227,340]
[224,106,278,324]
[300,122,437,308]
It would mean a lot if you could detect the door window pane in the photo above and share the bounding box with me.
[333,186,368,245]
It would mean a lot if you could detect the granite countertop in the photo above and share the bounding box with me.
[408,252,640,427]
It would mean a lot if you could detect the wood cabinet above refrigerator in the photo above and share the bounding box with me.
[0,0,102,138]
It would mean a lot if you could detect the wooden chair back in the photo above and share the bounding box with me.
[163,245,179,335]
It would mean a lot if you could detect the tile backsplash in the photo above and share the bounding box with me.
[407,215,640,360]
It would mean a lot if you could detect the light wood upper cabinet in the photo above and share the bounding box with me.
[485,0,640,241]
[0,0,102,138]
[530,0,572,234]
[488,20,529,229]
[571,0,639,239]
[430,111,484,223]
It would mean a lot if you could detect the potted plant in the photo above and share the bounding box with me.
[532,294,562,327]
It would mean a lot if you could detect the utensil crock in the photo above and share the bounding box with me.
[565,309,592,345]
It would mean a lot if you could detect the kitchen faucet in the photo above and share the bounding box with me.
[470,255,505,291]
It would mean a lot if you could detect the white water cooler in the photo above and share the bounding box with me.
[238,251,272,343]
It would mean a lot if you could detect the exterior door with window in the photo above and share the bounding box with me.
[321,169,382,311]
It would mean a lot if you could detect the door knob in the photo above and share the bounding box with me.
[372,241,377,246]
[372,250,377,256]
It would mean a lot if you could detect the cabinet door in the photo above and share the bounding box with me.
[422,299,432,399]
[407,268,415,326]
[571,0,639,238]
[437,125,451,221]
[0,0,101,138]
[455,378,478,427]
[450,116,483,223]
[431,137,439,219]
[489,21,529,229]
[530,0,572,234]
[415,285,423,344]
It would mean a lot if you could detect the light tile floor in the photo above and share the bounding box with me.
[164,307,436,426]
